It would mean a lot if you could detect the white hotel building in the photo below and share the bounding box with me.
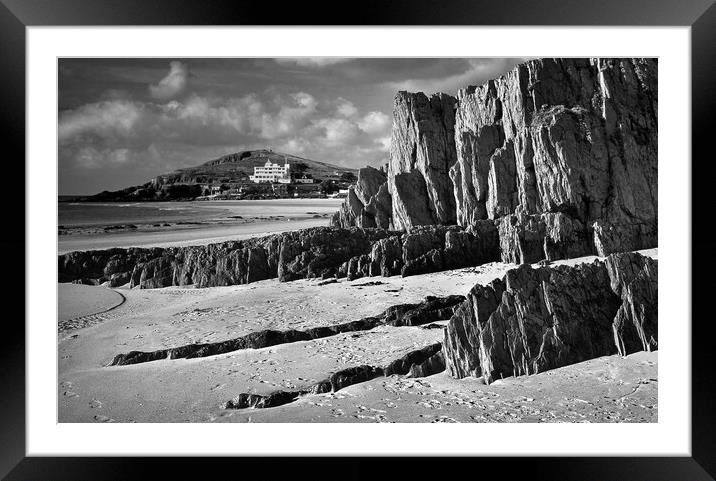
[249,160,291,183]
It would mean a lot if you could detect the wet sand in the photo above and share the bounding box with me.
[58,249,657,423]
[58,199,342,254]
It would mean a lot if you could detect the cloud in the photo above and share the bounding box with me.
[358,111,390,135]
[59,89,391,176]
[71,146,134,169]
[274,57,353,67]
[58,57,534,193]
[149,61,189,100]
[385,58,528,95]
[334,98,358,118]
[58,100,143,141]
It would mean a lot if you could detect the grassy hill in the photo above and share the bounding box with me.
[153,149,357,186]
[81,149,358,201]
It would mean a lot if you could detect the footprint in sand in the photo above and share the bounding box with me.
[63,391,79,398]
[93,415,115,423]
[431,416,459,423]
[353,413,388,422]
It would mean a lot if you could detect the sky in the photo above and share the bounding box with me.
[58,57,525,195]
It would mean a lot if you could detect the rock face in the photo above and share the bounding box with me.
[59,227,396,288]
[331,166,392,229]
[388,92,458,230]
[339,223,500,281]
[59,224,500,288]
[442,252,657,383]
[334,58,657,265]
[451,58,657,261]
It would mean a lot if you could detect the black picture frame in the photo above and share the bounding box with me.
[3,0,714,479]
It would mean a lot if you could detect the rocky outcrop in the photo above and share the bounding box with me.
[331,166,392,229]
[381,295,465,327]
[59,227,397,288]
[340,222,500,280]
[334,58,657,265]
[109,295,463,366]
[223,342,443,410]
[443,251,657,383]
[60,224,501,288]
[497,212,591,264]
[383,343,443,376]
[451,58,657,261]
[388,92,458,230]
[406,350,446,378]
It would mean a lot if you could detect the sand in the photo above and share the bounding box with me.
[58,283,126,332]
[57,248,657,423]
[58,199,342,254]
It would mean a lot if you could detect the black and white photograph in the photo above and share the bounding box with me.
[55,56,659,424]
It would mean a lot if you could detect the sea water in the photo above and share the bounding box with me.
[58,199,342,228]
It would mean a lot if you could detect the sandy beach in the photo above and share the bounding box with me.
[58,249,657,423]
[58,199,342,253]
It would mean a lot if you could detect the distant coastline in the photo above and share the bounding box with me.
[64,148,360,203]
[57,198,343,253]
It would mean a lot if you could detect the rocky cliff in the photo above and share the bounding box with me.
[388,92,458,230]
[334,58,657,264]
[452,58,657,262]
[442,251,657,383]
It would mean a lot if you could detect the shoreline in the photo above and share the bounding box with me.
[58,199,341,253]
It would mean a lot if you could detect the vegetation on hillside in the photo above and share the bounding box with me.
[71,149,359,202]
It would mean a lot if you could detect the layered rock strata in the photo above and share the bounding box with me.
[442,251,657,384]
